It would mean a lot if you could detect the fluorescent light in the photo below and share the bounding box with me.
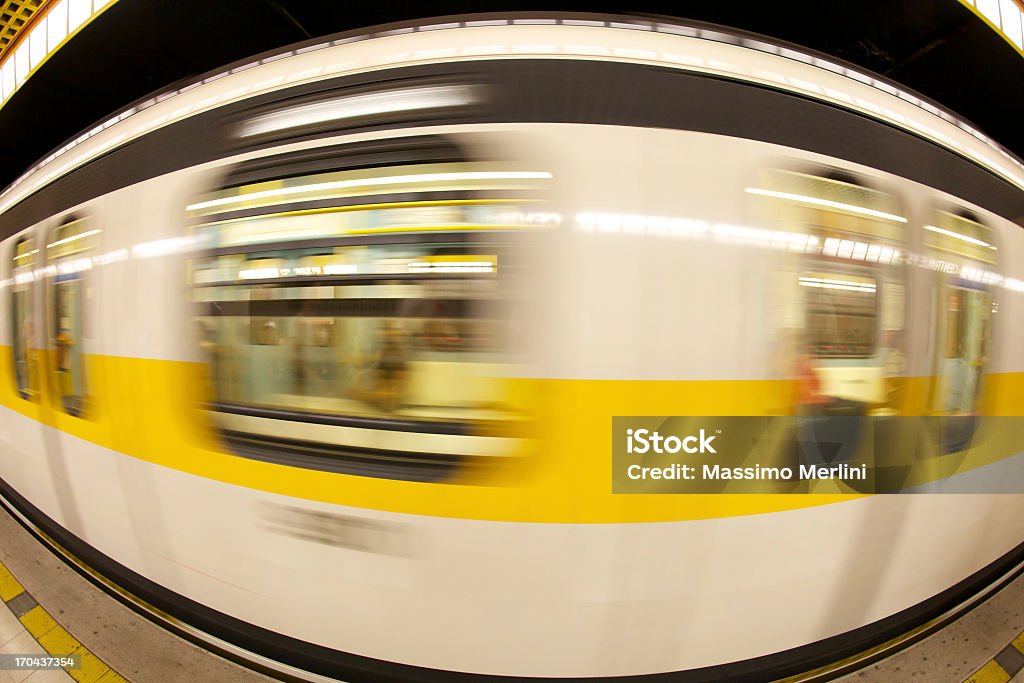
[799,276,876,293]
[238,85,478,137]
[186,171,552,212]
[978,0,1002,27]
[57,257,92,275]
[800,275,875,288]
[47,228,100,249]
[29,19,47,70]
[238,264,358,278]
[408,261,495,273]
[14,45,29,85]
[67,0,90,33]
[131,236,197,258]
[745,187,908,223]
[47,2,68,51]
[13,249,38,261]
[239,268,280,280]
[923,224,995,249]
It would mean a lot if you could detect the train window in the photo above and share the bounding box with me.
[189,143,544,480]
[11,237,37,400]
[925,209,996,417]
[937,287,990,413]
[751,167,907,414]
[923,209,996,265]
[800,271,877,358]
[195,246,512,422]
[47,217,96,417]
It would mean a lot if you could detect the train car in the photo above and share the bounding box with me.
[1,14,1024,681]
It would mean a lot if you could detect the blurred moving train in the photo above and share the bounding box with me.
[1,14,1024,682]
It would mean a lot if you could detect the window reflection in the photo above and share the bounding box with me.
[751,166,906,415]
[195,244,520,424]
[937,286,991,414]
[48,217,95,417]
[11,237,36,400]
[800,271,877,358]
[925,209,995,417]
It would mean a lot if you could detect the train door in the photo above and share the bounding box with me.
[45,216,96,418]
[11,236,40,401]
[749,166,908,485]
[751,167,908,414]
[923,209,996,453]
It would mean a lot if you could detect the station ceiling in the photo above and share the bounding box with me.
[0,0,45,59]
[0,0,1021,191]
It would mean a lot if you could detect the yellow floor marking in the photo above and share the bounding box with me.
[37,623,83,656]
[0,562,24,601]
[69,649,113,683]
[964,659,1011,683]
[19,605,58,638]
[95,668,130,683]
[1011,630,1024,654]
[0,559,126,681]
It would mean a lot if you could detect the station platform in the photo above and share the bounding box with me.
[833,570,1024,683]
[0,502,269,683]
[1,496,1024,683]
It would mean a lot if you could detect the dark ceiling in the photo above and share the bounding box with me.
[0,0,1021,191]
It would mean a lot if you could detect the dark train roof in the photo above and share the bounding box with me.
[0,0,1021,191]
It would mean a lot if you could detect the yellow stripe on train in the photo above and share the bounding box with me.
[1,346,1023,523]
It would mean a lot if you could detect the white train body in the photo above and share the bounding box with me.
[0,19,1022,680]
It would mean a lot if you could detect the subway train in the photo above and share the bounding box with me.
[2,14,1024,682]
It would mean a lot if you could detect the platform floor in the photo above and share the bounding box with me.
[0,503,269,683]
[834,559,1024,683]
[2,495,1024,682]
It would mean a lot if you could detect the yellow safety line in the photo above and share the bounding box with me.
[0,559,128,682]
[964,659,1011,683]
[961,628,1024,683]
[0,561,23,601]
